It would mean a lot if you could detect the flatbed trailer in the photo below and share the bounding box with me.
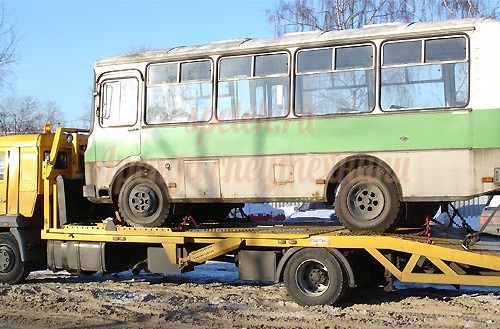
[40,222,500,305]
[1,128,499,306]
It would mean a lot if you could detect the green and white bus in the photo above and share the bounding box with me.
[83,18,500,232]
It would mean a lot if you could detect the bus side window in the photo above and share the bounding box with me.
[295,44,375,116]
[381,36,468,111]
[146,60,213,124]
[217,53,290,120]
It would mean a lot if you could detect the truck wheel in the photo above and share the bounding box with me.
[284,248,345,306]
[0,233,29,284]
[118,172,169,227]
[334,165,401,232]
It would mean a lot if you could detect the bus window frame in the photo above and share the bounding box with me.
[216,51,292,122]
[380,34,470,112]
[145,58,214,125]
[294,42,376,117]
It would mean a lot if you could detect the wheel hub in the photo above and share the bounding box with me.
[296,260,329,296]
[129,184,159,217]
[347,182,385,221]
[309,268,326,285]
[0,245,15,273]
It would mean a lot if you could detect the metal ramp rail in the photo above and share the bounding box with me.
[42,223,500,287]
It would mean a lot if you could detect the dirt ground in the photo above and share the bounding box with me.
[0,263,498,329]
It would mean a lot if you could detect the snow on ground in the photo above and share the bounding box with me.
[32,259,500,294]
[15,261,498,329]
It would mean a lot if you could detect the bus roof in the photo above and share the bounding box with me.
[96,18,497,67]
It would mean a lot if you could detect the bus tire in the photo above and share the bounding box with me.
[284,248,345,306]
[0,233,30,284]
[118,172,169,227]
[334,165,401,232]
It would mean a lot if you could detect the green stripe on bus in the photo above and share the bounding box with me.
[86,108,500,162]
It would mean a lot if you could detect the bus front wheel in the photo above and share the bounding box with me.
[118,172,169,227]
[334,165,401,233]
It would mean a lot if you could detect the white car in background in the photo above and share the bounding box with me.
[228,203,285,222]
[284,202,339,224]
[479,195,500,236]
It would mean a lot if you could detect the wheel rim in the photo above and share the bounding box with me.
[0,245,15,273]
[347,182,385,221]
[128,184,159,217]
[295,259,329,296]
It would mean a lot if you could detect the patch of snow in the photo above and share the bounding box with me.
[489,195,500,208]
[173,261,240,284]
[29,262,500,297]
[395,281,500,293]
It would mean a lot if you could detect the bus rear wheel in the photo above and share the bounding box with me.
[334,165,401,232]
[284,248,346,306]
[0,233,29,284]
[118,172,169,227]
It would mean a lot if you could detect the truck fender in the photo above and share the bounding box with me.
[275,247,356,288]
[9,228,45,263]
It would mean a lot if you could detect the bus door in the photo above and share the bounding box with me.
[0,148,20,215]
[94,70,143,168]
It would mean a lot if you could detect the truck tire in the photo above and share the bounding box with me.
[334,165,401,232]
[0,233,30,284]
[118,172,169,227]
[284,248,346,306]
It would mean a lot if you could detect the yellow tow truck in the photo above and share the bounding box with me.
[0,127,499,305]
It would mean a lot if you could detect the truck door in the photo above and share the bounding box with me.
[92,70,143,169]
[0,148,20,215]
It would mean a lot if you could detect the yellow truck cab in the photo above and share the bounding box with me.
[0,128,87,283]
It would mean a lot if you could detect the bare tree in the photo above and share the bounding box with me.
[0,96,65,134]
[267,0,500,34]
[0,3,17,87]
[40,100,64,127]
[73,110,92,129]
[71,86,94,129]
